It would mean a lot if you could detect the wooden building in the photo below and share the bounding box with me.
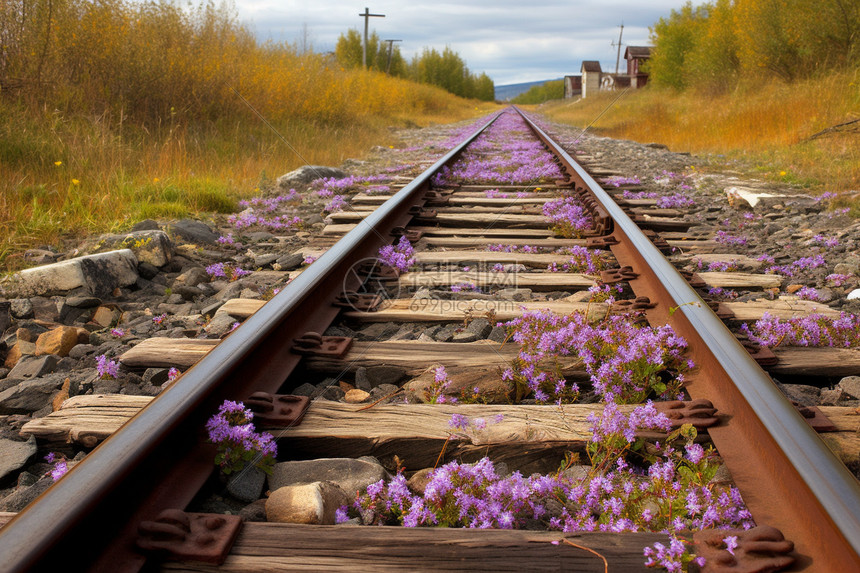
[624,46,651,88]
[563,75,582,99]
[580,61,602,98]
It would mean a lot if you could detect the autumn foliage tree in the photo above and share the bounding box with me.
[647,0,860,92]
[335,30,495,101]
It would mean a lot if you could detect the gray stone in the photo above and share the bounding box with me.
[291,383,317,397]
[488,325,508,343]
[204,313,239,337]
[239,499,268,522]
[407,468,434,495]
[10,299,33,319]
[779,383,820,406]
[273,253,304,272]
[65,295,102,308]
[266,481,350,525]
[131,219,160,231]
[7,355,59,380]
[820,387,845,406]
[68,344,96,359]
[0,474,54,511]
[0,302,10,334]
[169,219,220,245]
[311,386,344,401]
[143,368,170,386]
[452,318,491,342]
[227,465,267,502]
[23,249,58,265]
[269,458,389,498]
[361,365,406,388]
[0,435,36,481]
[246,231,276,242]
[838,376,860,400]
[4,250,139,298]
[96,230,174,267]
[277,166,348,188]
[175,267,210,288]
[138,262,160,280]
[0,374,65,414]
[29,297,60,322]
[254,254,279,268]
[433,324,458,342]
[356,323,399,341]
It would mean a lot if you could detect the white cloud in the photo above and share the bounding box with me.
[232,0,691,84]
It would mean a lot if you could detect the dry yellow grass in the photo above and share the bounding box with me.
[539,69,860,201]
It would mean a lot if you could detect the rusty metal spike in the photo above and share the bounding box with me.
[291,333,353,358]
[693,525,795,572]
[137,510,242,564]
[655,399,719,430]
[245,392,311,427]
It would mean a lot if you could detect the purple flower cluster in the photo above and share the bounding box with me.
[826,273,853,287]
[450,282,479,293]
[604,175,641,187]
[428,365,456,404]
[487,243,544,253]
[205,400,278,475]
[311,174,388,197]
[740,312,860,348]
[696,259,740,272]
[378,236,415,273]
[547,246,607,274]
[216,233,243,249]
[622,190,658,200]
[765,254,826,277]
[714,231,748,247]
[44,452,69,481]
[351,403,753,553]
[238,190,300,212]
[205,262,252,281]
[542,196,592,238]
[656,194,696,209]
[228,211,303,231]
[502,311,691,404]
[96,354,119,379]
[432,111,563,185]
[324,195,348,213]
[708,287,739,300]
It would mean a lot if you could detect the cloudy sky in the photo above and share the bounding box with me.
[233,1,694,85]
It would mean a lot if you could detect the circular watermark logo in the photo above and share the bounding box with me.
[341,257,402,313]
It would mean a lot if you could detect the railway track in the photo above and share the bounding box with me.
[1,107,859,572]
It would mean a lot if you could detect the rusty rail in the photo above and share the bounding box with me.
[0,113,503,573]
[517,107,860,571]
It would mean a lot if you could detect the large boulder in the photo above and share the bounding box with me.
[277,166,348,189]
[2,250,139,298]
[167,219,220,245]
[94,230,174,267]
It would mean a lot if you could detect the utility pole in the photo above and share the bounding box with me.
[358,7,385,70]
[383,39,402,74]
[611,22,624,75]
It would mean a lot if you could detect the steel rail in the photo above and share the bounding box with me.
[517,108,860,570]
[0,112,503,573]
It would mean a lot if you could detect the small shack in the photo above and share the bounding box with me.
[624,46,651,88]
[580,61,602,98]
[563,75,582,99]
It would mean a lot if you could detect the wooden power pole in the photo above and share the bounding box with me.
[358,7,385,69]
[383,39,402,74]
[612,23,624,75]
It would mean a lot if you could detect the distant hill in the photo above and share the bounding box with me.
[495,79,563,101]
